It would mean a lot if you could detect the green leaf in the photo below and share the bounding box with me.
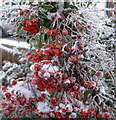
[29,0,34,4]
[41,5,53,9]
[43,20,52,28]
[97,32,100,36]
[42,26,45,33]
[19,2,21,5]
[38,11,47,18]
[51,2,57,6]
[23,0,26,4]
[26,35,32,43]
[71,0,75,5]
[83,90,90,103]
[16,24,22,34]
[38,40,43,48]
[37,19,43,26]
[113,44,115,49]
[91,70,96,74]
[77,114,84,118]
[80,14,84,18]
[105,75,111,79]
[68,5,78,10]
[82,19,87,24]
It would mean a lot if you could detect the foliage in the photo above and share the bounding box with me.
[1,0,115,119]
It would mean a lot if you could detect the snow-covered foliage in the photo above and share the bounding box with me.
[0,0,115,119]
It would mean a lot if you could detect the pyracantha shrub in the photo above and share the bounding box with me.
[1,1,115,119]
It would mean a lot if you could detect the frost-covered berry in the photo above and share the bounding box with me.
[11,79,17,86]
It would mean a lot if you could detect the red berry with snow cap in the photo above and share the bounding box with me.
[11,79,17,86]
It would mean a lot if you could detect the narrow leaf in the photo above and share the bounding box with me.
[38,11,47,18]
[41,5,53,9]
[83,90,90,103]
[71,0,75,5]
[16,24,22,34]
[80,14,84,18]
[68,5,78,10]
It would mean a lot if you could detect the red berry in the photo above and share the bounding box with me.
[76,54,82,60]
[41,93,46,98]
[104,113,109,118]
[29,98,35,103]
[32,18,38,23]
[97,114,102,118]
[22,110,26,115]
[59,14,63,19]
[5,92,11,98]
[1,86,7,92]
[50,44,56,49]
[94,87,98,91]
[54,49,60,56]
[32,78,39,84]
[69,77,76,83]
[44,28,51,35]
[104,110,108,112]
[74,83,80,92]
[62,29,68,35]
[93,112,96,116]
[80,25,84,30]
[78,45,82,50]
[51,29,57,36]
[71,57,77,63]
[50,106,53,109]
[77,33,81,39]
[25,52,31,57]
[1,103,7,109]
[56,97,60,101]
[51,98,56,104]
[11,79,17,86]
[54,13,57,18]
[96,71,102,77]
[88,24,91,29]
[62,109,66,113]
[24,9,29,13]
[39,96,44,102]
[12,115,15,118]
[19,10,24,16]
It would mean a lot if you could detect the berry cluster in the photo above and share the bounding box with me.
[23,18,39,34]
[1,40,113,119]
[1,5,115,119]
[25,44,64,62]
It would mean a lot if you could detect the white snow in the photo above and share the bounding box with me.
[69,112,77,118]
[6,81,41,100]
[43,72,50,78]
[59,103,65,109]
[37,102,50,113]
[41,63,59,73]
[0,38,30,48]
